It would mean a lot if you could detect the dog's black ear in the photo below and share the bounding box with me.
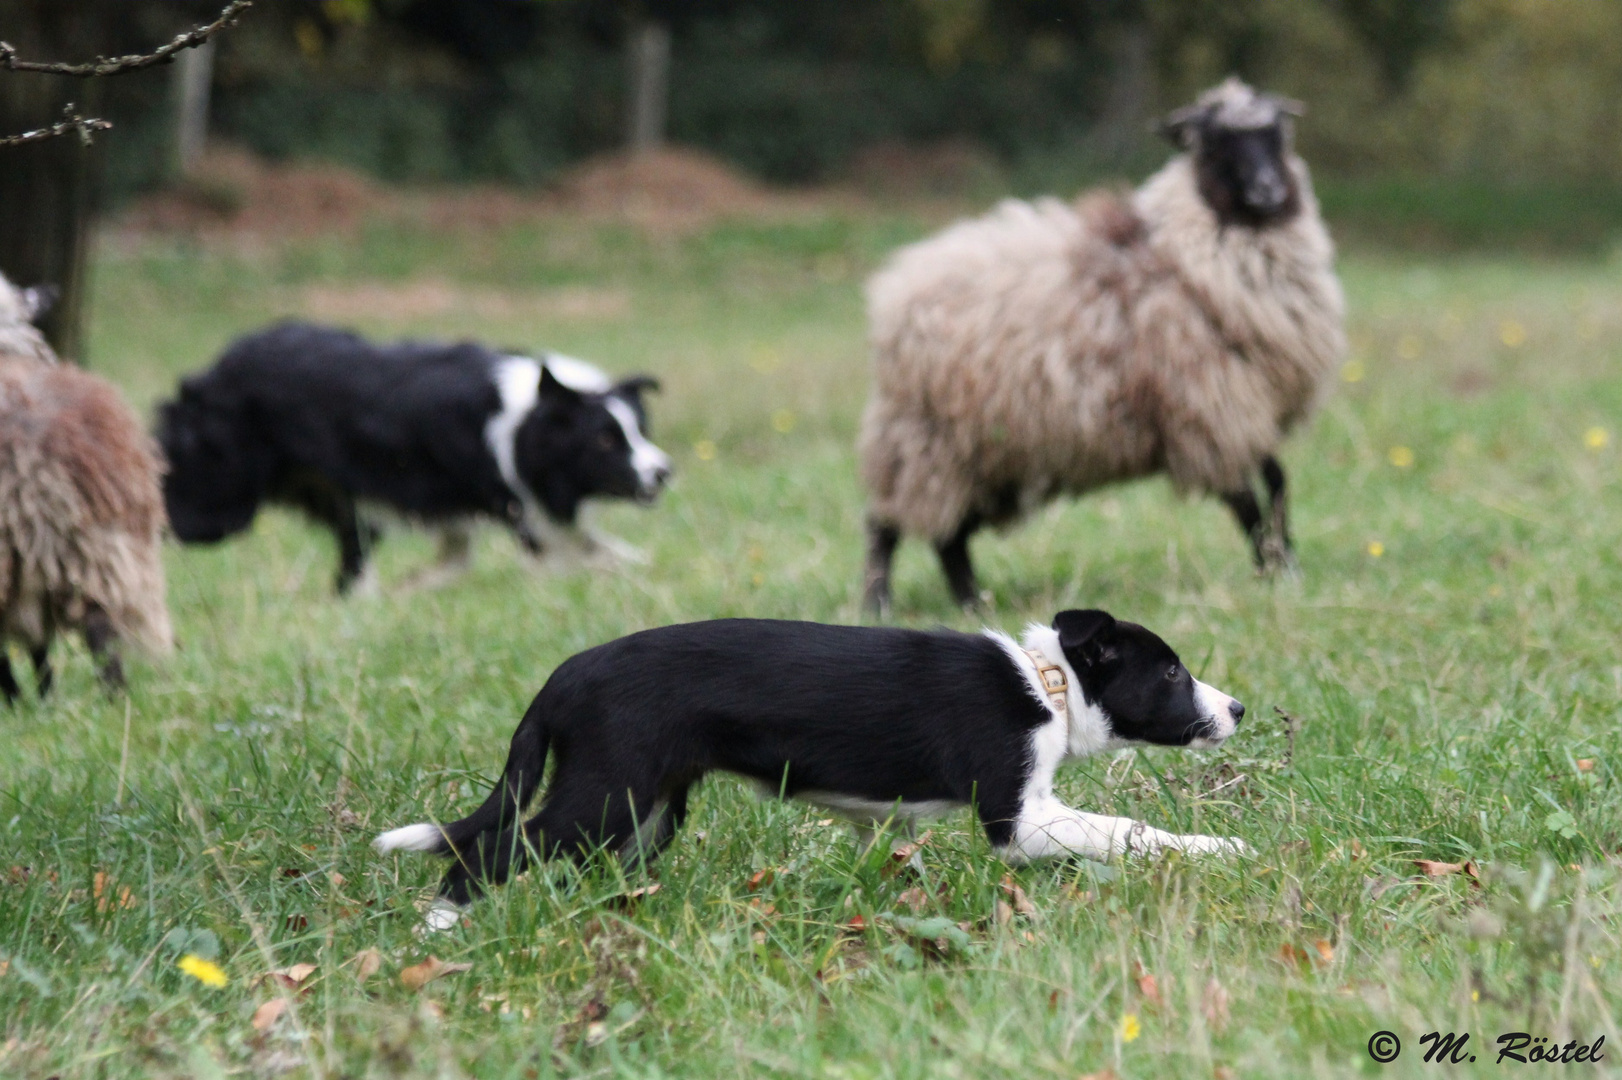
[613,374,660,399]
[539,364,583,404]
[1053,609,1118,666]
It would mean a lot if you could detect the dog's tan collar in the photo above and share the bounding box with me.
[1024,649,1069,715]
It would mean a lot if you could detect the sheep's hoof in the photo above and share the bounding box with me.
[1258,542,1301,582]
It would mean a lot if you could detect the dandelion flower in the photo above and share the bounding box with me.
[1366,541,1385,558]
[1120,1012,1141,1043]
[771,409,797,434]
[1499,320,1525,348]
[1387,446,1414,468]
[748,347,781,374]
[178,954,228,988]
[1340,360,1365,383]
[1584,427,1610,451]
[693,439,717,462]
[1396,334,1422,360]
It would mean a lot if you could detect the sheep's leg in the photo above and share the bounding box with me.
[936,515,982,610]
[1258,455,1298,574]
[332,498,375,596]
[29,642,53,698]
[1220,488,1268,569]
[862,520,900,617]
[0,654,19,704]
[82,606,124,692]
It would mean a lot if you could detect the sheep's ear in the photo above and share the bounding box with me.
[20,284,58,323]
[1053,609,1118,666]
[1157,104,1209,149]
[1264,93,1306,118]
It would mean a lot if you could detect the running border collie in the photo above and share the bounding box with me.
[376,609,1248,928]
[157,323,672,593]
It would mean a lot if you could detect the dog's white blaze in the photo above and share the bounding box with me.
[486,357,545,525]
[603,396,671,492]
[1190,677,1239,748]
[373,822,442,853]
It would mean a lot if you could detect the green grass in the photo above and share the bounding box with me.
[3,207,1621,1078]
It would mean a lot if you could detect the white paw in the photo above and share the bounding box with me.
[421,899,464,933]
[1173,834,1252,856]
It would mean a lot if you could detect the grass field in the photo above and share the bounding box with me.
[3,202,1621,1079]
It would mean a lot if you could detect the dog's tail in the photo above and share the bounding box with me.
[373,693,552,858]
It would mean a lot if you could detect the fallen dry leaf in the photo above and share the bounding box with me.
[1136,972,1162,1008]
[994,899,1015,926]
[92,871,136,913]
[1214,1066,1237,1080]
[1576,759,1595,773]
[887,830,933,870]
[1314,939,1335,963]
[1278,943,1312,967]
[896,887,930,913]
[998,875,1035,915]
[1080,1069,1118,1080]
[746,869,775,892]
[251,998,289,1032]
[1349,839,1367,860]
[1414,859,1463,877]
[400,955,472,992]
[1202,977,1230,1031]
[347,948,383,982]
[844,915,867,932]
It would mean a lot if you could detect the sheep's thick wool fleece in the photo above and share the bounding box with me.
[0,356,173,654]
[860,154,1344,542]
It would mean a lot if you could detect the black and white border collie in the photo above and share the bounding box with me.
[376,609,1248,928]
[157,323,672,593]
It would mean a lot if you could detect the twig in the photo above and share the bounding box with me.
[0,1,251,78]
[0,107,112,148]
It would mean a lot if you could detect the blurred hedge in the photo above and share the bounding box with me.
[86,0,1622,249]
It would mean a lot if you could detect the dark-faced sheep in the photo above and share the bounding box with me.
[0,274,172,700]
[859,78,1346,612]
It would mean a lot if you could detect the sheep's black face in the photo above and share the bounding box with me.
[1193,122,1300,228]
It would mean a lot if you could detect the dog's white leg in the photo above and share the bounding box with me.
[850,822,878,856]
[1003,798,1249,862]
[581,525,649,567]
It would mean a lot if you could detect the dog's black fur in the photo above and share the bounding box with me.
[376,610,1245,911]
[157,322,669,592]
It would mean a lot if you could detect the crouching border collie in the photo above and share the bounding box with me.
[376,609,1249,928]
[157,322,672,594]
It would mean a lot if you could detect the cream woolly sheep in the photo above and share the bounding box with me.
[0,273,172,700]
[859,78,1346,611]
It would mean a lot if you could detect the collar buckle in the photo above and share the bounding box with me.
[1024,649,1069,715]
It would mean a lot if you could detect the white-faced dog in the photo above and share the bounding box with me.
[376,609,1248,928]
[157,323,672,593]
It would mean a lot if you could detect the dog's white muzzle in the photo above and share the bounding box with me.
[1190,678,1244,748]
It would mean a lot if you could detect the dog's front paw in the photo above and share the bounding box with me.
[1175,834,1252,856]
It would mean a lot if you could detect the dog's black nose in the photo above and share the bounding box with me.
[653,464,672,487]
[1228,700,1245,723]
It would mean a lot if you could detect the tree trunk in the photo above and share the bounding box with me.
[625,18,670,155]
[171,35,214,176]
[0,3,114,364]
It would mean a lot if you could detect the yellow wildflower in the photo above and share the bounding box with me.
[1120,1012,1141,1042]
[771,409,797,434]
[178,954,228,988]
[1396,334,1422,360]
[1340,360,1366,383]
[1366,541,1385,558]
[693,439,717,462]
[1584,427,1610,451]
[1388,446,1414,468]
[1499,320,1525,348]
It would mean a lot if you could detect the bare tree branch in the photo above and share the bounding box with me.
[0,1,251,78]
[0,1,250,150]
[0,106,112,149]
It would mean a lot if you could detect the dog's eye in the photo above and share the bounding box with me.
[1165,666,1181,681]
[598,432,619,451]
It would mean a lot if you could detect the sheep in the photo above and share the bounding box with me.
[858,78,1346,612]
[0,273,173,701]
